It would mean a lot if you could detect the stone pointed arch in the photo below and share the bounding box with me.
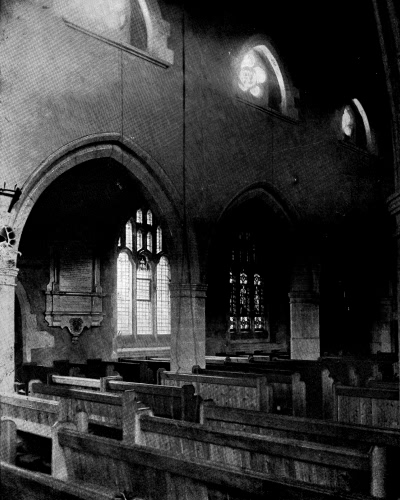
[10,133,200,283]
[218,182,298,230]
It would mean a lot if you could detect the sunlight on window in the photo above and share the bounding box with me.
[156,226,162,254]
[125,220,133,251]
[157,256,171,334]
[342,106,354,137]
[137,229,143,251]
[238,50,267,98]
[117,209,171,337]
[117,252,132,335]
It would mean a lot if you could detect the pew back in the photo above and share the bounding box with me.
[159,370,271,411]
[57,426,376,500]
[322,368,400,428]
[0,393,58,438]
[105,379,201,422]
[137,414,371,495]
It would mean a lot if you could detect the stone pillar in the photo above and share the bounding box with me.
[289,260,320,360]
[289,291,320,360]
[0,250,19,394]
[170,283,207,372]
[370,298,394,353]
[387,193,400,406]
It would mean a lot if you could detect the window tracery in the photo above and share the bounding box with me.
[229,231,267,334]
[117,208,170,336]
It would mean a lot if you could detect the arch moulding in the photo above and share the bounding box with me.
[10,133,200,283]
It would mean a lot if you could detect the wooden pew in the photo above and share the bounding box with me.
[133,412,376,497]
[200,401,400,498]
[56,418,378,500]
[48,374,101,390]
[0,393,58,438]
[322,368,400,428]
[159,370,271,411]
[104,379,201,422]
[319,355,398,386]
[30,382,138,434]
[193,365,306,417]
[204,359,323,418]
[0,461,115,500]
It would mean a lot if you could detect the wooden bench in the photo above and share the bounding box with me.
[204,359,323,418]
[30,382,138,433]
[159,370,271,411]
[193,365,306,416]
[54,415,378,500]
[104,379,201,422]
[201,401,400,498]
[319,355,398,387]
[322,368,400,428]
[0,461,115,500]
[0,393,59,438]
[134,412,375,497]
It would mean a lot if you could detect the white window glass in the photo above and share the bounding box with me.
[156,226,162,253]
[342,106,354,137]
[117,252,132,335]
[136,208,143,223]
[137,263,152,335]
[157,256,171,334]
[125,221,133,251]
[147,232,153,253]
[137,229,143,251]
[147,210,153,226]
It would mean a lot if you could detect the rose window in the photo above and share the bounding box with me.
[238,50,267,98]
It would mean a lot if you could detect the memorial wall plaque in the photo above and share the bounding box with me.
[45,241,104,339]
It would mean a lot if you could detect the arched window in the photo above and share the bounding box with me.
[340,99,373,151]
[229,231,267,334]
[237,44,288,114]
[57,0,174,64]
[117,208,170,336]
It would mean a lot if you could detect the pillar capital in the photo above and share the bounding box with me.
[0,266,19,286]
[288,291,319,304]
[169,283,208,299]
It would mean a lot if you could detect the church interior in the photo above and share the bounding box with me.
[1,0,400,498]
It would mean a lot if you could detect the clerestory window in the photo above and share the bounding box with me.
[340,98,373,151]
[117,208,170,336]
[237,44,287,114]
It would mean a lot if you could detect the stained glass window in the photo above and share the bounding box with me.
[116,207,171,337]
[229,231,267,334]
